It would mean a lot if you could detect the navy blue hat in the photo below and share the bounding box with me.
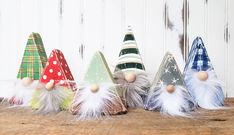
[184,37,213,72]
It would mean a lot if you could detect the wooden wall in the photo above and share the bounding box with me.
[0,0,233,97]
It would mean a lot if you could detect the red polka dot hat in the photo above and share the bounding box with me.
[40,49,76,90]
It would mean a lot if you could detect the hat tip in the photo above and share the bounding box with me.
[165,52,173,57]
[127,25,132,31]
[195,36,204,44]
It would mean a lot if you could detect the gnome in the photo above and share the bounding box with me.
[113,26,150,108]
[145,52,195,117]
[183,37,224,109]
[70,51,127,120]
[9,33,48,106]
[31,49,76,113]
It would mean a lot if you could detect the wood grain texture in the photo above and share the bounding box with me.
[0,99,234,135]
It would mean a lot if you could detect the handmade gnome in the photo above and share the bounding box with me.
[183,37,224,109]
[70,51,127,120]
[9,33,48,106]
[145,52,195,117]
[31,49,75,113]
[113,26,150,108]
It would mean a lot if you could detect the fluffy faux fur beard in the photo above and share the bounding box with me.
[70,85,126,120]
[33,85,73,114]
[145,85,195,117]
[114,72,150,108]
[184,69,225,109]
[8,80,38,107]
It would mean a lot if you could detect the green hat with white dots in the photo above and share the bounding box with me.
[115,26,145,73]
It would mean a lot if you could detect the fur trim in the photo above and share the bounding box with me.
[8,80,37,106]
[70,84,126,120]
[31,85,73,114]
[184,69,225,109]
[114,72,150,108]
[145,85,195,117]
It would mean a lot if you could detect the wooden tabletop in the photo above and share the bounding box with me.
[0,99,234,135]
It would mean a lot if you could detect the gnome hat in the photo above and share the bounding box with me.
[17,32,48,80]
[84,51,116,84]
[184,37,212,72]
[153,52,185,88]
[115,26,145,73]
[39,49,76,90]
[9,33,47,106]
[184,37,224,109]
[71,51,126,119]
[30,49,75,113]
[145,52,195,116]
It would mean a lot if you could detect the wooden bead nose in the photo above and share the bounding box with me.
[125,73,136,83]
[90,84,99,93]
[22,77,33,87]
[166,84,175,93]
[45,80,54,91]
[197,71,209,81]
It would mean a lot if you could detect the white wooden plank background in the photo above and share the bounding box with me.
[0,0,233,97]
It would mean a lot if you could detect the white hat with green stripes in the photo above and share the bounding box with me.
[115,26,145,73]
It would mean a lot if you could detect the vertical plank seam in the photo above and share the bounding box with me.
[79,0,85,59]
[143,0,147,70]
[224,0,229,97]
[58,0,63,48]
[183,0,189,61]
[163,1,167,54]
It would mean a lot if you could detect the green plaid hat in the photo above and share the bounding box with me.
[17,33,48,80]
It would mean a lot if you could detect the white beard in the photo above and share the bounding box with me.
[70,85,126,120]
[145,85,195,117]
[114,72,150,108]
[35,85,73,114]
[184,69,225,109]
[8,80,37,107]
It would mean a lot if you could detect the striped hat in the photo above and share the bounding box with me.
[184,37,212,72]
[17,33,48,80]
[115,26,145,73]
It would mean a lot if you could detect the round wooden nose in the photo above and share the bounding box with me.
[90,84,99,93]
[125,73,136,83]
[22,77,33,87]
[197,71,209,81]
[166,84,175,93]
[45,80,54,91]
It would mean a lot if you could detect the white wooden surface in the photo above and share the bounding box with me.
[0,0,233,97]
